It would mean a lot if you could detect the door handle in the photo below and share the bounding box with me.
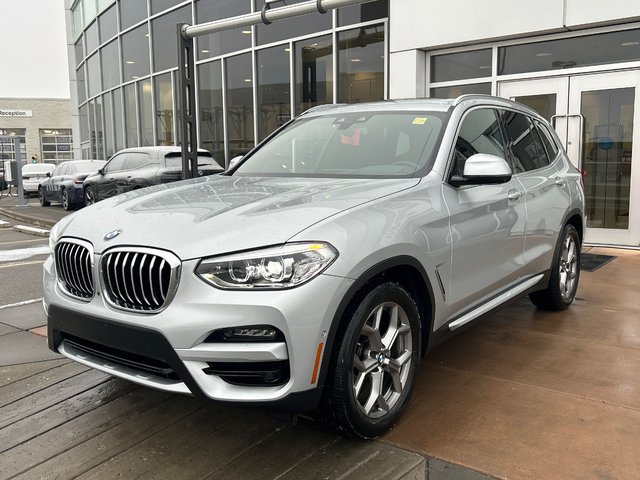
[555,177,566,187]
[507,190,522,201]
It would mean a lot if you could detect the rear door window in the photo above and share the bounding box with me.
[54,164,68,176]
[501,111,550,172]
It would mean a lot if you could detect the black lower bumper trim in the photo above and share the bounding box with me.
[46,304,322,413]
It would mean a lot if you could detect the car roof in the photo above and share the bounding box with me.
[22,163,55,171]
[110,146,211,156]
[300,95,543,119]
[61,160,107,165]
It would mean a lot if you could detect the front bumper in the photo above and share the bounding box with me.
[43,253,353,411]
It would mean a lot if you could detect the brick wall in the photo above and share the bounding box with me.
[0,98,72,163]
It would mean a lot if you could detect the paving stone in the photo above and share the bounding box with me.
[0,322,19,336]
[0,330,60,366]
[1,378,136,454]
[0,358,68,388]
[0,301,47,330]
[29,325,47,337]
[429,459,495,480]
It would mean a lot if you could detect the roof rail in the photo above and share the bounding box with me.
[299,103,347,116]
[452,94,495,106]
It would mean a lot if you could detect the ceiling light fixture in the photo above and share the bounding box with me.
[351,58,362,62]
[621,41,640,46]
[126,60,135,64]
[242,30,251,34]
[535,53,553,57]
[201,49,210,53]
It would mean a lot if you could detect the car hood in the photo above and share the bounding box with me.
[58,175,420,259]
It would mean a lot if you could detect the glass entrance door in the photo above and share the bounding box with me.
[500,73,640,247]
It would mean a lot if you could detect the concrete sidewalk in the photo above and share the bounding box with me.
[384,246,640,479]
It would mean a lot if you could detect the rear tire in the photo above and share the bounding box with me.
[84,186,96,206]
[327,282,421,439]
[530,224,581,311]
[61,189,73,211]
[39,188,50,207]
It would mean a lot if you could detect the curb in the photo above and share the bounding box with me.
[0,207,57,229]
[13,225,50,237]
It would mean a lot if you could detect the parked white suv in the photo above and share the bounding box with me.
[44,96,584,438]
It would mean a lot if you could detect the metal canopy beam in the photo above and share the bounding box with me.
[177,0,375,178]
[183,0,374,39]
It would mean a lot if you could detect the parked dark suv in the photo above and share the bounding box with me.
[83,147,223,205]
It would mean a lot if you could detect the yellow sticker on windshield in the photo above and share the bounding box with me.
[412,117,428,125]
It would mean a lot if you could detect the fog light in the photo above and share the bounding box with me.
[224,327,278,340]
[205,325,284,343]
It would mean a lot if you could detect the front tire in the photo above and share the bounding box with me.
[530,224,581,311]
[327,282,421,439]
[39,188,50,207]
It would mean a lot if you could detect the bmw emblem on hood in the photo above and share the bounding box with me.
[104,229,122,241]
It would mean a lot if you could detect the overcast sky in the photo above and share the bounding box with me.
[0,0,70,99]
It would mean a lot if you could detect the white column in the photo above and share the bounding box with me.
[389,50,426,100]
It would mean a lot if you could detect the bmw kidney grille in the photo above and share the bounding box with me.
[55,241,95,300]
[101,249,179,312]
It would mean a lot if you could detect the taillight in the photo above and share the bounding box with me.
[73,177,83,185]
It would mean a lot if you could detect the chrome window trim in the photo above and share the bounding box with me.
[55,237,96,303]
[99,246,182,314]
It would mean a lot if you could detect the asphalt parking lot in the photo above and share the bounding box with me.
[1,196,639,479]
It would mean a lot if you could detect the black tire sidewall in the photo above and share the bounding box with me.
[548,224,581,308]
[62,189,70,210]
[85,187,94,205]
[332,282,421,438]
[39,188,49,206]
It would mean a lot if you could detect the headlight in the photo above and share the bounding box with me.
[49,222,60,254]
[195,242,338,290]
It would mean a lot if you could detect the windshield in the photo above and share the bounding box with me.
[234,111,445,178]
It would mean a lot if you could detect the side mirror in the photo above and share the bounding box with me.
[97,168,104,175]
[46,172,51,177]
[450,153,512,187]
[227,155,243,171]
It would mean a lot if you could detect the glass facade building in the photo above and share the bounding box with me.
[69,0,388,166]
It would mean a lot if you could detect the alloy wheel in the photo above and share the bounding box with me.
[352,301,413,419]
[85,188,95,205]
[559,233,578,301]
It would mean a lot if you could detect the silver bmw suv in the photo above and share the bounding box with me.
[44,95,584,438]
